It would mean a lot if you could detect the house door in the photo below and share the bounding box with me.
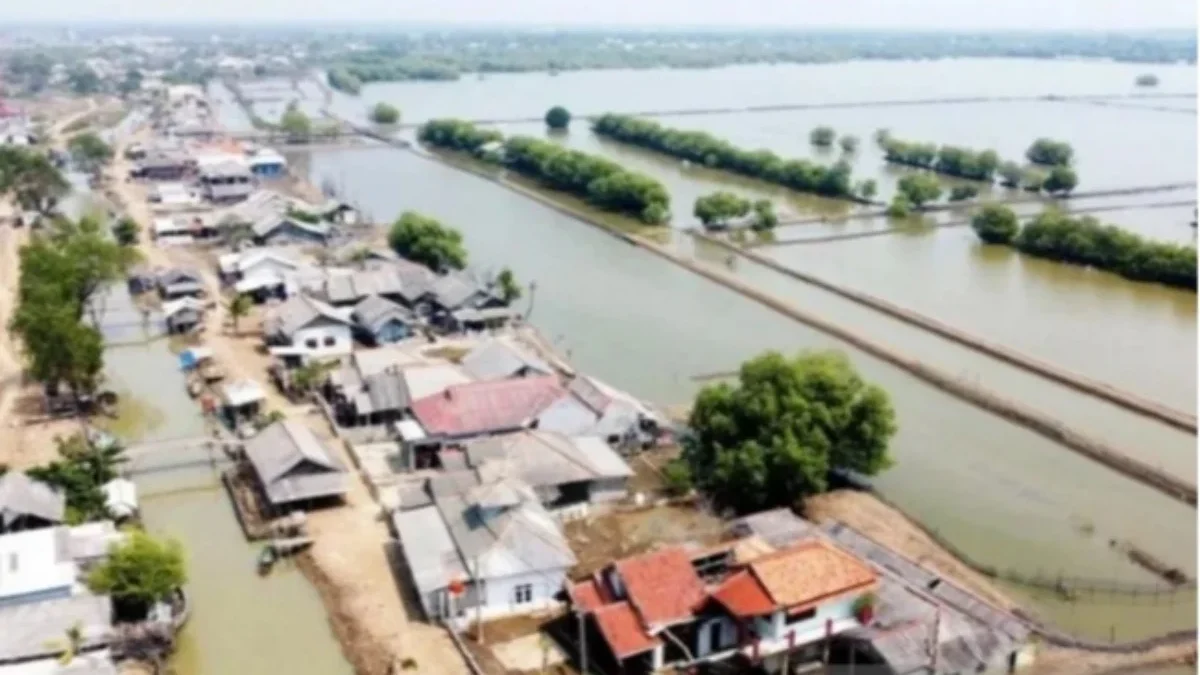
[707,620,723,654]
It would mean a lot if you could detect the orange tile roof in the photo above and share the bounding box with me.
[568,578,612,614]
[749,540,877,611]
[593,602,662,659]
[710,570,776,618]
[615,547,706,629]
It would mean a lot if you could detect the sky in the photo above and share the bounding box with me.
[1,0,1196,30]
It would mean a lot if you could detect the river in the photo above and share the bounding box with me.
[63,178,353,675]
[225,59,1197,639]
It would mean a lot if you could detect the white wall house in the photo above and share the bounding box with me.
[264,294,354,361]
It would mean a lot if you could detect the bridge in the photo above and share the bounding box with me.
[120,434,241,477]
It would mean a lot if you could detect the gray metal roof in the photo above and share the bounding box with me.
[244,420,347,505]
[534,394,600,437]
[392,505,466,596]
[199,160,251,179]
[266,293,352,339]
[252,214,331,240]
[363,370,410,414]
[0,593,112,662]
[464,430,631,491]
[0,472,65,527]
[428,272,483,310]
[419,470,576,581]
[352,295,413,334]
[156,267,201,285]
[460,339,552,382]
[728,508,819,549]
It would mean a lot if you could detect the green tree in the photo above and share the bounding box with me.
[0,147,70,215]
[856,179,878,201]
[117,69,143,97]
[948,185,980,202]
[226,294,253,335]
[278,102,312,139]
[27,434,127,523]
[971,204,1020,245]
[87,531,186,620]
[693,191,751,229]
[998,161,1023,189]
[886,195,912,218]
[1021,168,1047,193]
[839,135,860,153]
[68,133,113,173]
[1026,138,1074,167]
[809,126,836,147]
[683,350,897,514]
[750,199,778,231]
[369,102,401,125]
[112,217,139,246]
[495,268,522,303]
[873,128,892,148]
[544,106,571,130]
[67,66,102,95]
[290,359,338,395]
[1042,165,1078,196]
[896,173,943,209]
[387,211,468,271]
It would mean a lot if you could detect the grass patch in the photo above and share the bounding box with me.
[423,345,471,363]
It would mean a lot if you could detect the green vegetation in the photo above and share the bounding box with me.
[278,103,312,139]
[87,531,186,620]
[117,69,143,98]
[971,205,1197,289]
[661,459,693,497]
[998,161,1023,189]
[420,119,671,224]
[948,185,980,202]
[682,350,896,513]
[592,113,858,201]
[496,268,523,303]
[1136,73,1160,87]
[694,191,750,229]
[839,135,860,154]
[112,217,140,246]
[369,102,401,125]
[882,137,1000,182]
[26,434,127,524]
[856,179,878,201]
[1041,165,1078,196]
[750,200,778,231]
[809,126,836,147]
[67,65,102,95]
[896,173,943,209]
[886,195,912,218]
[970,204,1021,244]
[327,68,363,95]
[11,215,136,403]
[387,211,468,271]
[1026,138,1074,167]
[226,294,253,335]
[68,133,113,173]
[0,147,70,215]
[544,106,572,130]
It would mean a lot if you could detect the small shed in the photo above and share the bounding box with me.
[243,419,347,510]
[351,295,414,345]
[156,268,205,300]
[221,379,267,424]
[248,149,287,178]
[161,297,206,334]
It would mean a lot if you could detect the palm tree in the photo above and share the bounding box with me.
[226,294,253,336]
[290,359,338,398]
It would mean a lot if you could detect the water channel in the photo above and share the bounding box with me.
[63,175,353,675]
[220,59,1198,640]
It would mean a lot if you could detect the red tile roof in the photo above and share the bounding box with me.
[615,547,706,629]
[748,540,877,612]
[710,570,776,618]
[593,602,662,659]
[409,375,563,438]
[568,578,613,614]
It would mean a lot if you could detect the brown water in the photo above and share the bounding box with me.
[225,59,1198,639]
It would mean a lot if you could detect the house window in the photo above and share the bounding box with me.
[323,336,336,347]
[513,583,533,604]
[305,338,318,349]
[791,607,817,622]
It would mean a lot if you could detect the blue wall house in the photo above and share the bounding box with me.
[249,149,288,179]
[351,295,415,345]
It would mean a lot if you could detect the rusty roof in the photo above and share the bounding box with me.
[749,539,877,611]
[593,602,662,660]
[710,570,776,618]
[615,547,706,629]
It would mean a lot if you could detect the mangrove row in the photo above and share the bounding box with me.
[418,118,671,224]
[972,205,1196,290]
[592,113,861,202]
[880,133,1078,195]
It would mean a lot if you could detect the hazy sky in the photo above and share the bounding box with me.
[2,0,1195,30]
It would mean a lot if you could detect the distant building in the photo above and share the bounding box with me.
[248,149,287,179]
[243,420,347,511]
[350,295,415,346]
[198,161,256,203]
[263,293,355,362]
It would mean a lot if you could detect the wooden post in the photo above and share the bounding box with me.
[474,557,484,645]
[578,610,589,675]
[822,618,832,664]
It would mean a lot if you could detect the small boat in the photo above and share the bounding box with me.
[257,545,277,573]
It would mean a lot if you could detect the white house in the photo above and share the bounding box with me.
[218,248,320,301]
[263,293,354,361]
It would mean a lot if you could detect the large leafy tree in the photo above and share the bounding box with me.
[0,147,70,215]
[896,173,943,209]
[683,350,897,514]
[693,191,750,228]
[87,531,187,620]
[971,204,1020,245]
[27,434,126,523]
[544,106,571,130]
[369,102,401,125]
[387,211,468,271]
[67,132,114,173]
[278,102,312,139]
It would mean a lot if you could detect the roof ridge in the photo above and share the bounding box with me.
[531,430,602,478]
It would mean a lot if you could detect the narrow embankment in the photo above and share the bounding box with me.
[386,137,1197,507]
[698,231,1197,434]
[770,182,1197,228]
[759,198,1199,247]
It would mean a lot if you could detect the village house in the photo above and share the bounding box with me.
[321,264,434,309]
[161,296,206,334]
[219,378,268,426]
[251,213,332,246]
[133,148,191,181]
[156,267,205,300]
[263,293,355,363]
[0,472,64,534]
[392,467,575,624]
[459,338,555,382]
[198,160,256,203]
[420,271,512,332]
[218,248,321,301]
[243,420,348,513]
[148,183,202,209]
[151,216,210,246]
[247,148,287,179]
[350,295,416,345]
[329,355,472,430]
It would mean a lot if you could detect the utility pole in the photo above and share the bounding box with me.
[474,556,484,645]
[577,610,588,674]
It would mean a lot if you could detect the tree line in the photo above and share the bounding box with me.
[694,191,778,230]
[386,211,523,301]
[971,205,1196,290]
[327,67,363,95]
[592,113,861,203]
[419,118,672,224]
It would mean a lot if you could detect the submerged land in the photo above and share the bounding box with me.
[0,23,1196,675]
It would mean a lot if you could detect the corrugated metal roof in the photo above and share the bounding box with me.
[428,272,482,310]
[244,420,347,505]
[410,376,563,439]
[464,430,631,490]
[392,505,465,595]
[0,593,112,662]
[266,293,351,338]
[460,339,552,382]
[352,295,413,334]
[0,472,64,527]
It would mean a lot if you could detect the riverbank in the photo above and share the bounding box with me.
[392,141,1196,508]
